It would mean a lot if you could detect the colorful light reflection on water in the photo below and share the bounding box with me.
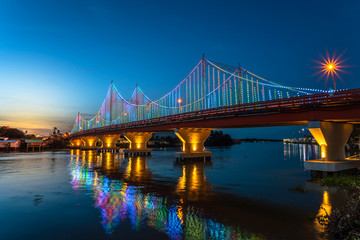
[69,150,262,239]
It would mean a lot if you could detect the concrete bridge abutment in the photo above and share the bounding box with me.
[123,132,153,157]
[305,121,360,176]
[174,128,212,162]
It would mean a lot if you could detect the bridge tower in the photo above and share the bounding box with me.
[174,128,212,161]
[238,64,243,105]
[109,80,113,124]
[201,55,206,110]
[135,84,139,121]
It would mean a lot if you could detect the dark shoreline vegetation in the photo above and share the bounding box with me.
[236,138,282,143]
[289,185,310,194]
[0,126,26,138]
[316,174,360,240]
[0,126,69,151]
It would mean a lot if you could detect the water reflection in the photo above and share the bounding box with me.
[283,143,321,162]
[176,162,212,201]
[314,191,332,235]
[69,151,261,239]
[124,156,152,183]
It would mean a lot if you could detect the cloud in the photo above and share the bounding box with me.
[21,128,53,136]
[0,113,74,135]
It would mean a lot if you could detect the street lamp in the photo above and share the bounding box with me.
[326,63,337,91]
[314,51,348,92]
[178,99,182,113]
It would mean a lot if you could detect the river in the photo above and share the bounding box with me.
[0,143,344,240]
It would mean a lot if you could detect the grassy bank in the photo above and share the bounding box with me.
[316,175,360,239]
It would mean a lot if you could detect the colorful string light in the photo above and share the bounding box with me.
[71,58,327,134]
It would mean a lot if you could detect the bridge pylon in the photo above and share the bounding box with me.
[69,138,84,148]
[97,134,120,151]
[305,121,360,176]
[174,128,212,162]
[123,132,153,157]
[81,136,100,149]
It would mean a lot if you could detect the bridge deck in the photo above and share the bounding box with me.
[70,89,360,138]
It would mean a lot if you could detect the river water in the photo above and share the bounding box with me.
[0,143,343,240]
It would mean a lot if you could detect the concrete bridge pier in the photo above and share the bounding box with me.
[174,128,212,162]
[123,132,153,157]
[81,136,99,150]
[69,138,83,148]
[305,121,360,176]
[97,134,120,153]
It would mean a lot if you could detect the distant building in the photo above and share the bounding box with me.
[0,138,21,151]
[25,139,43,151]
[283,138,316,144]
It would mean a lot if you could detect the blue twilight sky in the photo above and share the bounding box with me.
[0,0,359,137]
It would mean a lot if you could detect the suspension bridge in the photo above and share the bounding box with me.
[68,57,360,175]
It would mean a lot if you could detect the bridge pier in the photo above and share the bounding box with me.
[174,128,212,162]
[123,132,153,157]
[69,138,83,148]
[81,136,100,149]
[97,134,120,152]
[305,121,360,176]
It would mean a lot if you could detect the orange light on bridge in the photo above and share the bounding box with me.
[178,99,182,104]
[314,50,349,92]
[321,145,327,160]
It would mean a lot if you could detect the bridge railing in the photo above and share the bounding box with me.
[70,89,360,137]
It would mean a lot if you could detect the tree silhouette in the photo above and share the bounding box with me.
[0,127,25,138]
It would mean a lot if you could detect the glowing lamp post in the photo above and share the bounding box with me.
[326,63,337,91]
[178,99,182,113]
[314,51,348,92]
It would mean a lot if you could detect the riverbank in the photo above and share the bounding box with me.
[316,174,360,239]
